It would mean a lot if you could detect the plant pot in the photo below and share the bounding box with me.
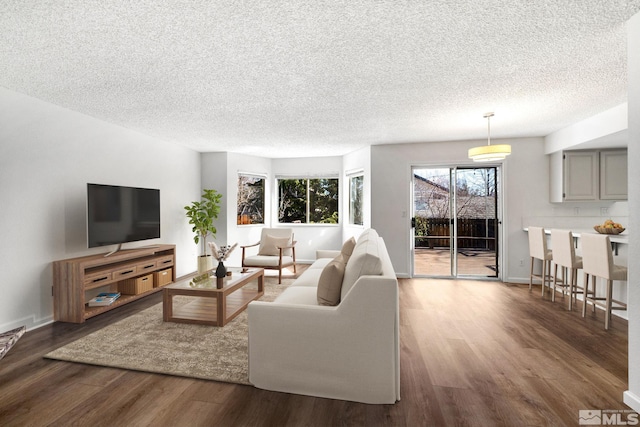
[197,255,213,274]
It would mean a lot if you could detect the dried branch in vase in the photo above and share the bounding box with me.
[208,242,237,261]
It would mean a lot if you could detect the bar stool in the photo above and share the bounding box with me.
[581,233,628,330]
[528,226,554,296]
[550,229,583,309]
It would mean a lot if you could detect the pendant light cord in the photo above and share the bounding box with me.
[484,112,494,146]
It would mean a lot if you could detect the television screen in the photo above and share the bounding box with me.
[87,183,160,248]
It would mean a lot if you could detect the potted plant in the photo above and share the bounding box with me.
[184,189,222,273]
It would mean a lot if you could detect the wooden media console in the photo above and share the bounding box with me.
[52,244,176,323]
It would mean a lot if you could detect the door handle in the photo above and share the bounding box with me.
[411,217,416,228]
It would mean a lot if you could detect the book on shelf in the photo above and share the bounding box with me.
[96,292,120,299]
[87,292,121,307]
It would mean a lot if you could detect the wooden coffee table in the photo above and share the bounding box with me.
[163,268,264,326]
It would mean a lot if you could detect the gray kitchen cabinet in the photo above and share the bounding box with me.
[600,149,628,200]
[549,149,627,202]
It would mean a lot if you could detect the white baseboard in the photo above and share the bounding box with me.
[505,276,530,284]
[624,390,640,413]
[1,315,53,333]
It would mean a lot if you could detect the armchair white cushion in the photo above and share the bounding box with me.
[259,234,292,256]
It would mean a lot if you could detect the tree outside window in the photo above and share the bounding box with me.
[278,178,339,224]
[349,175,364,225]
[237,175,265,225]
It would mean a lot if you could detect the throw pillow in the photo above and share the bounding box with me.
[258,234,291,256]
[341,236,356,258]
[341,236,382,300]
[317,254,347,306]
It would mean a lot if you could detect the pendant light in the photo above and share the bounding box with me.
[468,112,511,162]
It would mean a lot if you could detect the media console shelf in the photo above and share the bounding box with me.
[53,244,176,323]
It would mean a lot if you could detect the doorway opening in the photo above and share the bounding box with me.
[412,166,502,278]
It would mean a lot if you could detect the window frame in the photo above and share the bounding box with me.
[237,173,266,226]
[276,176,340,225]
[348,173,364,226]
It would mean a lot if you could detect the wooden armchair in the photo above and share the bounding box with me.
[241,228,297,284]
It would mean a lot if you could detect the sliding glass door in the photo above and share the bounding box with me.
[412,166,500,278]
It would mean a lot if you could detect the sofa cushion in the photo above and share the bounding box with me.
[243,255,294,267]
[341,231,382,300]
[274,286,319,305]
[291,267,323,287]
[316,249,341,260]
[317,255,347,306]
[356,228,376,243]
[259,234,291,256]
[308,257,333,270]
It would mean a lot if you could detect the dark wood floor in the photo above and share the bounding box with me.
[0,278,629,427]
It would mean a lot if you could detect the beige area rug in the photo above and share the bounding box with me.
[45,277,292,385]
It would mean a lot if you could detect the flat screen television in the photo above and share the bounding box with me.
[87,183,160,253]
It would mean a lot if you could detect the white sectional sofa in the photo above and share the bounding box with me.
[247,229,400,404]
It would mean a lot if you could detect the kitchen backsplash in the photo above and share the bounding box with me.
[522,201,629,230]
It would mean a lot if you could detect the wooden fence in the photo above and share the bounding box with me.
[415,217,496,249]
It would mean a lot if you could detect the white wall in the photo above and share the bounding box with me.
[270,156,344,262]
[202,153,343,265]
[545,103,628,153]
[208,153,272,266]
[200,152,229,254]
[371,137,552,280]
[624,10,640,414]
[200,153,348,265]
[369,136,630,283]
[199,149,377,268]
[0,88,201,331]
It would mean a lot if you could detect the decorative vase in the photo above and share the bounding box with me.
[197,255,213,274]
[215,261,227,279]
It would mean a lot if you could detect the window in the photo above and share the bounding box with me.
[349,174,364,225]
[237,174,265,225]
[278,178,339,224]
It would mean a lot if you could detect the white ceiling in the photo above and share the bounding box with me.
[2,1,640,158]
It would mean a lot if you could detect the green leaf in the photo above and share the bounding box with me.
[185,189,222,256]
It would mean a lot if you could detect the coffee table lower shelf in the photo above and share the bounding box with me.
[163,268,264,326]
[168,289,261,326]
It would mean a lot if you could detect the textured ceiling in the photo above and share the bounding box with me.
[2,1,640,158]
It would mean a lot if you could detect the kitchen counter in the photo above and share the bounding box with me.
[523,227,628,245]
[523,227,628,255]
[565,229,628,245]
